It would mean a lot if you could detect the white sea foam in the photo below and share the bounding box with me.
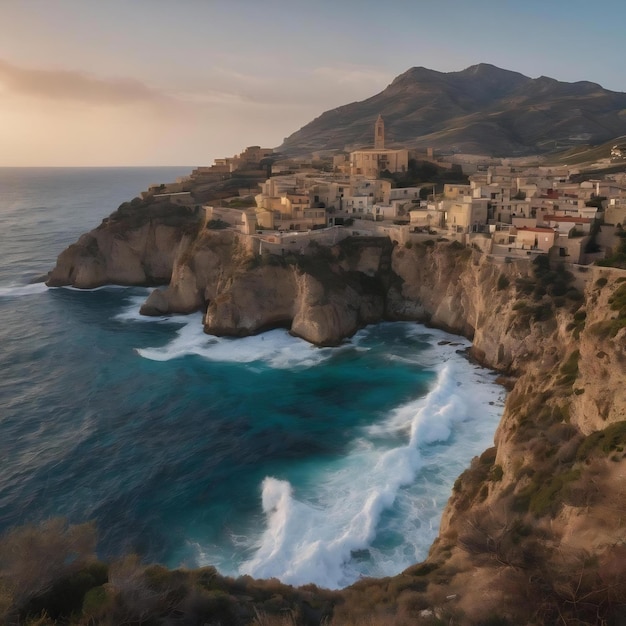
[238,353,504,589]
[137,320,336,369]
[0,282,48,297]
[0,282,151,299]
[113,294,175,323]
[60,284,145,292]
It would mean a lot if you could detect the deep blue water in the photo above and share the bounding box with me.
[0,167,505,589]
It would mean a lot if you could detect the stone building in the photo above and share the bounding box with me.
[349,115,409,179]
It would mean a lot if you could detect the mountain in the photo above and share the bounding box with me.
[278,63,626,156]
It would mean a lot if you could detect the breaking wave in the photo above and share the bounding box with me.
[136,318,339,369]
[0,282,48,297]
[237,359,503,588]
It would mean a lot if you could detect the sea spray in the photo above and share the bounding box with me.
[0,283,49,298]
[239,360,491,589]
[137,321,340,369]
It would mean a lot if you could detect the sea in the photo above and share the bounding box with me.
[0,167,506,590]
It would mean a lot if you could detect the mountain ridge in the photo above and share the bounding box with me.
[278,63,626,156]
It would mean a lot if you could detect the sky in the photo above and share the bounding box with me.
[1,0,626,166]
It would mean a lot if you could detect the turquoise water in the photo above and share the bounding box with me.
[0,168,505,589]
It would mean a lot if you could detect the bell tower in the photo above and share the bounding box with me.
[374,114,385,150]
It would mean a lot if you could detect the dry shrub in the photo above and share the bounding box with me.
[563,457,606,508]
[251,608,299,626]
[554,434,584,464]
[597,545,626,605]
[458,505,548,570]
[331,580,396,626]
[107,554,176,624]
[493,545,626,624]
[395,589,430,618]
[0,517,96,615]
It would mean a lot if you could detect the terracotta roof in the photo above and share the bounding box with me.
[516,226,556,233]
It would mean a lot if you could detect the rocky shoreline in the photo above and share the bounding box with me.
[45,205,626,624]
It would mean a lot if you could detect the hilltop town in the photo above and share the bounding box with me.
[139,115,626,268]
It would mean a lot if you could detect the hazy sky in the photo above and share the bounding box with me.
[1,0,626,166]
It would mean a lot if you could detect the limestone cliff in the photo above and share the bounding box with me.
[49,216,626,623]
[343,244,626,625]
[46,199,202,288]
[140,232,393,346]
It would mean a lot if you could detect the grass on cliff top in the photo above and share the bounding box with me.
[103,197,203,235]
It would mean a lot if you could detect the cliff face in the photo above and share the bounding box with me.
[380,245,626,624]
[46,200,202,289]
[139,232,393,346]
[49,221,626,623]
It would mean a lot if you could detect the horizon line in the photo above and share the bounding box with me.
[0,164,199,168]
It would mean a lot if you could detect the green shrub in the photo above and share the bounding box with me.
[557,350,579,386]
[609,284,626,312]
[589,319,626,339]
[595,277,608,288]
[497,274,510,290]
[589,284,626,338]
[515,469,582,517]
[531,303,554,322]
[24,562,108,620]
[82,585,110,619]
[206,219,230,230]
[576,421,626,461]
[515,277,535,295]
[596,230,626,268]
[566,287,584,302]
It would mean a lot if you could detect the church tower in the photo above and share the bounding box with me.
[374,114,385,150]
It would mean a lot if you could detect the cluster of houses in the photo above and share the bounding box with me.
[431,168,624,263]
[144,117,626,264]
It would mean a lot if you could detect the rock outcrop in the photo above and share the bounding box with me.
[46,199,202,289]
[135,231,393,346]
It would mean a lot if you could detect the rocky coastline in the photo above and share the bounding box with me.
[45,204,626,624]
